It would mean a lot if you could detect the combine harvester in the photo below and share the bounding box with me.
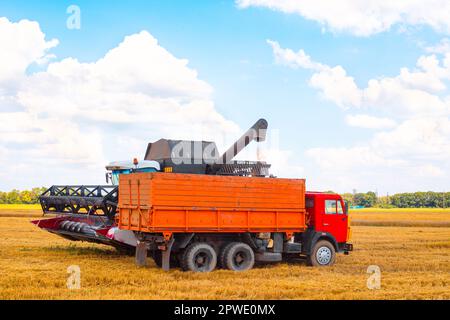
[33,119,352,272]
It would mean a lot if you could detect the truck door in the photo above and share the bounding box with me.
[320,198,348,243]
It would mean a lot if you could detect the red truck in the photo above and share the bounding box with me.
[119,172,352,272]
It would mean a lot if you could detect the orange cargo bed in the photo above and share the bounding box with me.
[118,173,306,235]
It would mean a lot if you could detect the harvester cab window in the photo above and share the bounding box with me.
[112,169,131,185]
[325,200,337,214]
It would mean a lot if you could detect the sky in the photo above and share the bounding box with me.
[0,0,449,194]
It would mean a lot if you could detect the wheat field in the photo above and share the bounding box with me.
[0,207,449,299]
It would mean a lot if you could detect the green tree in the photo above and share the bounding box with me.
[20,190,33,204]
[6,189,20,204]
[0,191,6,204]
[30,187,47,203]
[0,187,47,204]
[353,191,377,207]
[341,193,354,206]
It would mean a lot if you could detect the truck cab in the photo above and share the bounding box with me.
[303,192,353,265]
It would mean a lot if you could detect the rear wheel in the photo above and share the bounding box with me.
[221,242,255,271]
[218,242,234,269]
[181,243,217,272]
[307,240,336,267]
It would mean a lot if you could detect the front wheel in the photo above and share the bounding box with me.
[307,240,336,267]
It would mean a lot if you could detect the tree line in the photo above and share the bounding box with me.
[1,188,449,208]
[342,191,450,208]
[0,188,47,204]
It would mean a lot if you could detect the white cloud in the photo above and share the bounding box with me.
[415,164,444,177]
[309,66,362,109]
[269,40,450,116]
[372,117,450,161]
[425,38,450,54]
[269,40,450,192]
[268,40,362,108]
[0,18,58,85]
[51,31,213,100]
[345,114,396,129]
[238,0,450,36]
[305,117,450,192]
[267,40,326,71]
[0,18,241,190]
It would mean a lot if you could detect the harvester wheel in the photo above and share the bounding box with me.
[307,240,336,267]
[221,242,255,271]
[181,242,217,272]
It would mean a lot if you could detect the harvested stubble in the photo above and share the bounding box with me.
[0,207,448,299]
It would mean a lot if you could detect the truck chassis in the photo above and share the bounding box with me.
[136,230,352,272]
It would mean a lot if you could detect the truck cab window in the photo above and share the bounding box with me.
[337,201,344,214]
[325,200,337,214]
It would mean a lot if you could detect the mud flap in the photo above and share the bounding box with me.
[161,237,175,271]
[135,241,148,267]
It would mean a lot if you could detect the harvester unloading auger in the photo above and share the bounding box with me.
[32,119,270,251]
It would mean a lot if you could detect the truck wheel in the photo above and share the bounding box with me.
[181,243,217,272]
[307,240,336,267]
[218,242,234,268]
[151,250,180,268]
[152,250,163,267]
[221,242,255,271]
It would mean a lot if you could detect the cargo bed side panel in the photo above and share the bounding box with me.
[118,173,306,233]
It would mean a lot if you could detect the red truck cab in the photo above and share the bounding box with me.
[302,192,353,264]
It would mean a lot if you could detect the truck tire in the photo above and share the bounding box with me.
[181,242,217,272]
[221,242,255,271]
[152,250,180,269]
[152,250,163,268]
[218,242,235,269]
[307,240,336,267]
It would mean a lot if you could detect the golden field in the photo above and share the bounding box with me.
[0,206,449,300]
[350,208,450,227]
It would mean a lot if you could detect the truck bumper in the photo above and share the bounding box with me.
[339,243,353,254]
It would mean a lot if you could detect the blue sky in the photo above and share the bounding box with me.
[1,0,450,194]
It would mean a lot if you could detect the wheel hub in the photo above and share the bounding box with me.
[195,252,208,267]
[234,252,245,265]
[316,246,332,265]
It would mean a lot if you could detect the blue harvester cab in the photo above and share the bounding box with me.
[105,160,161,185]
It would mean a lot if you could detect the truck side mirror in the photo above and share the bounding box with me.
[344,200,349,215]
[105,172,111,184]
